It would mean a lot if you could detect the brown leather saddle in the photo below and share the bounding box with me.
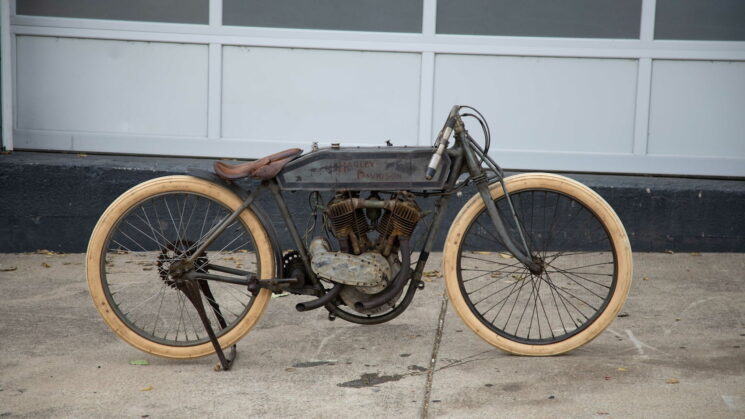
[213,148,302,180]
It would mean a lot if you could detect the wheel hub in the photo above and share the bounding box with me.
[157,240,206,287]
[528,256,545,276]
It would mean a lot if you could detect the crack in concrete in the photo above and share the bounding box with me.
[421,290,449,419]
[435,349,494,372]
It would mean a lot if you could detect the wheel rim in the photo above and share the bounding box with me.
[100,191,260,347]
[457,188,618,345]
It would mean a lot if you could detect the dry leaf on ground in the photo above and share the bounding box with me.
[34,249,60,255]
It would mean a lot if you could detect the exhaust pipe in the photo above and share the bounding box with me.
[296,283,343,312]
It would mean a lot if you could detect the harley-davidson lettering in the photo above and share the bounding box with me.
[326,160,376,173]
[355,169,402,181]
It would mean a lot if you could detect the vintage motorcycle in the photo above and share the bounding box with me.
[86,106,632,370]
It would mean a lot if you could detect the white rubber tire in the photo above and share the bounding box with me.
[86,176,275,359]
[443,173,632,356]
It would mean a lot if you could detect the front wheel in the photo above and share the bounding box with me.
[444,173,632,355]
[86,176,275,359]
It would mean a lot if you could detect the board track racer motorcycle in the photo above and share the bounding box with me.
[86,105,632,370]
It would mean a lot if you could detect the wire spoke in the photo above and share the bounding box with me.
[545,266,613,288]
[460,254,524,269]
[543,271,590,322]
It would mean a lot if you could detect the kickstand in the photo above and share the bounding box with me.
[179,280,236,371]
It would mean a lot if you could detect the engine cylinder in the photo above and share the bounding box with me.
[375,194,421,255]
[326,194,369,254]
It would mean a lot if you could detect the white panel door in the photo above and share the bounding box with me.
[16,36,208,137]
[222,46,421,147]
[648,60,745,158]
[433,54,638,155]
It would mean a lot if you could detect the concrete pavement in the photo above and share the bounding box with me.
[1,252,744,418]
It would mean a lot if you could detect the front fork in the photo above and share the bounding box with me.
[461,132,541,274]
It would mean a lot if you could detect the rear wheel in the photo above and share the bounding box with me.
[86,176,275,359]
[444,173,632,355]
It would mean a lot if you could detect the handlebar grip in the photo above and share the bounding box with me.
[425,152,442,180]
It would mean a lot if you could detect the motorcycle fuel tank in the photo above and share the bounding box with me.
[276,146,450,191]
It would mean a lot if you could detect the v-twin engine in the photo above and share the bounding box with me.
[307,191,422,313]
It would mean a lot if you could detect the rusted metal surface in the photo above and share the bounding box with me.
[324,191,422,256]
[325,194,371,254]
[276,146,451,191]
[308,238,390,289]
[374,192,421,256]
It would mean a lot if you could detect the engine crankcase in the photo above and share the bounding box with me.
[340,253,402,315]
[308,237,390,292]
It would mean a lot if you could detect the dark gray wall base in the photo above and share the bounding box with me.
[1,151,743,253]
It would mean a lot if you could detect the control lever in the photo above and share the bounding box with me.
[425,106,459,180]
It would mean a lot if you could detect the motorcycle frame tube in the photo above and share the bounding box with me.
[185,184,262,265]
[265,179,322,289]
[408,146,464,282]
[186,169,284,272]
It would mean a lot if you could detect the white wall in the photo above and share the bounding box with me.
[5,0,745,176]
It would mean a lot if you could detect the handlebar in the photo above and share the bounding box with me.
[425,105,460,180]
